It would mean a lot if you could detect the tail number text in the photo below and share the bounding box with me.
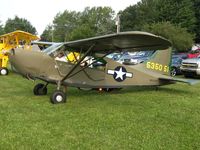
[146,62,169,72]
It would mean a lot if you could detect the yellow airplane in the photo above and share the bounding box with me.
[0,30,39,75]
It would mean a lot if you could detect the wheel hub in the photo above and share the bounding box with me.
[56,95,63,102]
[1,69,7,75]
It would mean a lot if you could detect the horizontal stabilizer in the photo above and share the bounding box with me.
[159,77,199,85]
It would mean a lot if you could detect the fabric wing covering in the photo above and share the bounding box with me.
[64,31,172,52]
[44,31,172,55]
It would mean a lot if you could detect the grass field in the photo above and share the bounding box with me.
[0,71,200,149]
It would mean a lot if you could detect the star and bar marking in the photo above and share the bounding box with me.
[107,66,133,82]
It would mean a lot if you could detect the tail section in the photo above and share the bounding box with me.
[139,48,199,85]
[138,48,172,76]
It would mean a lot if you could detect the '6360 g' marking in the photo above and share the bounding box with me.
[146,62,169,73]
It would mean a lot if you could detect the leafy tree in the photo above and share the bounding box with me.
[40,25,53,41]
[135,0,159,26]
[4,16,37,34]
[120,5,139,31]
[142,22,194,52]
[193,0,200,42]
[121,0,196,33]
[120,0,197,50]
[120,0,160,31]
[52,10,80,42]
[41,7,115,42]
[0,21,4,35]
[156,0,196,32]
[80,7,115,36]
[68,24,94,40]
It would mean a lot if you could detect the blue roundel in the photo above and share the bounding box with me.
[113,66,127,82]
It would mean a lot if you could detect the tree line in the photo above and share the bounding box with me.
[0,16,37,35]
[0,0,200,52]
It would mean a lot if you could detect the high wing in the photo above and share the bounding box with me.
[0,30,39,41]
[65,31,171,51]
[43,31,172,55]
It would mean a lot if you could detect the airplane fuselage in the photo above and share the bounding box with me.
[9,48,173,88]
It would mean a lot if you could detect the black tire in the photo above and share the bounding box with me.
[33,83,47,95]
[50,90,66,104]
[0,68,9,75]
[170,67,177,77]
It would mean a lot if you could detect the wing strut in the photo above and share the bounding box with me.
[64,43,117,78]
[61,43,96,82]
[66,52,111,79]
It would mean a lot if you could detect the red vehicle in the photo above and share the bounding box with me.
[187,49,200,58]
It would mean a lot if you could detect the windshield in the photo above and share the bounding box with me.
[133,50,154,57]
[43,43,64,55]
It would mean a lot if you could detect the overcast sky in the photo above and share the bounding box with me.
[0,0,140,35]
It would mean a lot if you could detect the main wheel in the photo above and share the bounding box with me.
[50,90,67,104]
[170,67,177,77]
[0,68,9,75]
[33,83,47,95]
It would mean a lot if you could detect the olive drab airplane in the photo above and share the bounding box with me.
[0,30,39,75]
[9,31,197,104]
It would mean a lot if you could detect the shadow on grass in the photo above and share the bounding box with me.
[67,85,191,98]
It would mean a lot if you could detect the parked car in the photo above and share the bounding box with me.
[180,56,200,78]
[117,50,155,65]
[111,53,123,61]
[173,53,188,59]
[170,55,183,76]
[117,54,136,65]
[106,53,118,59]
[187,50,200,58]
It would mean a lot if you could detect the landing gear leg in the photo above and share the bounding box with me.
[50,81,67,104]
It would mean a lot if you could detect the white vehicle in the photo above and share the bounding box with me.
[180,56,200,78]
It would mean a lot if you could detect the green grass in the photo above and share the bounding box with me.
[0,72,200,149]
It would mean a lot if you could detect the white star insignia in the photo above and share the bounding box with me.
[115,67,126,80]
[107,66,133,82]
